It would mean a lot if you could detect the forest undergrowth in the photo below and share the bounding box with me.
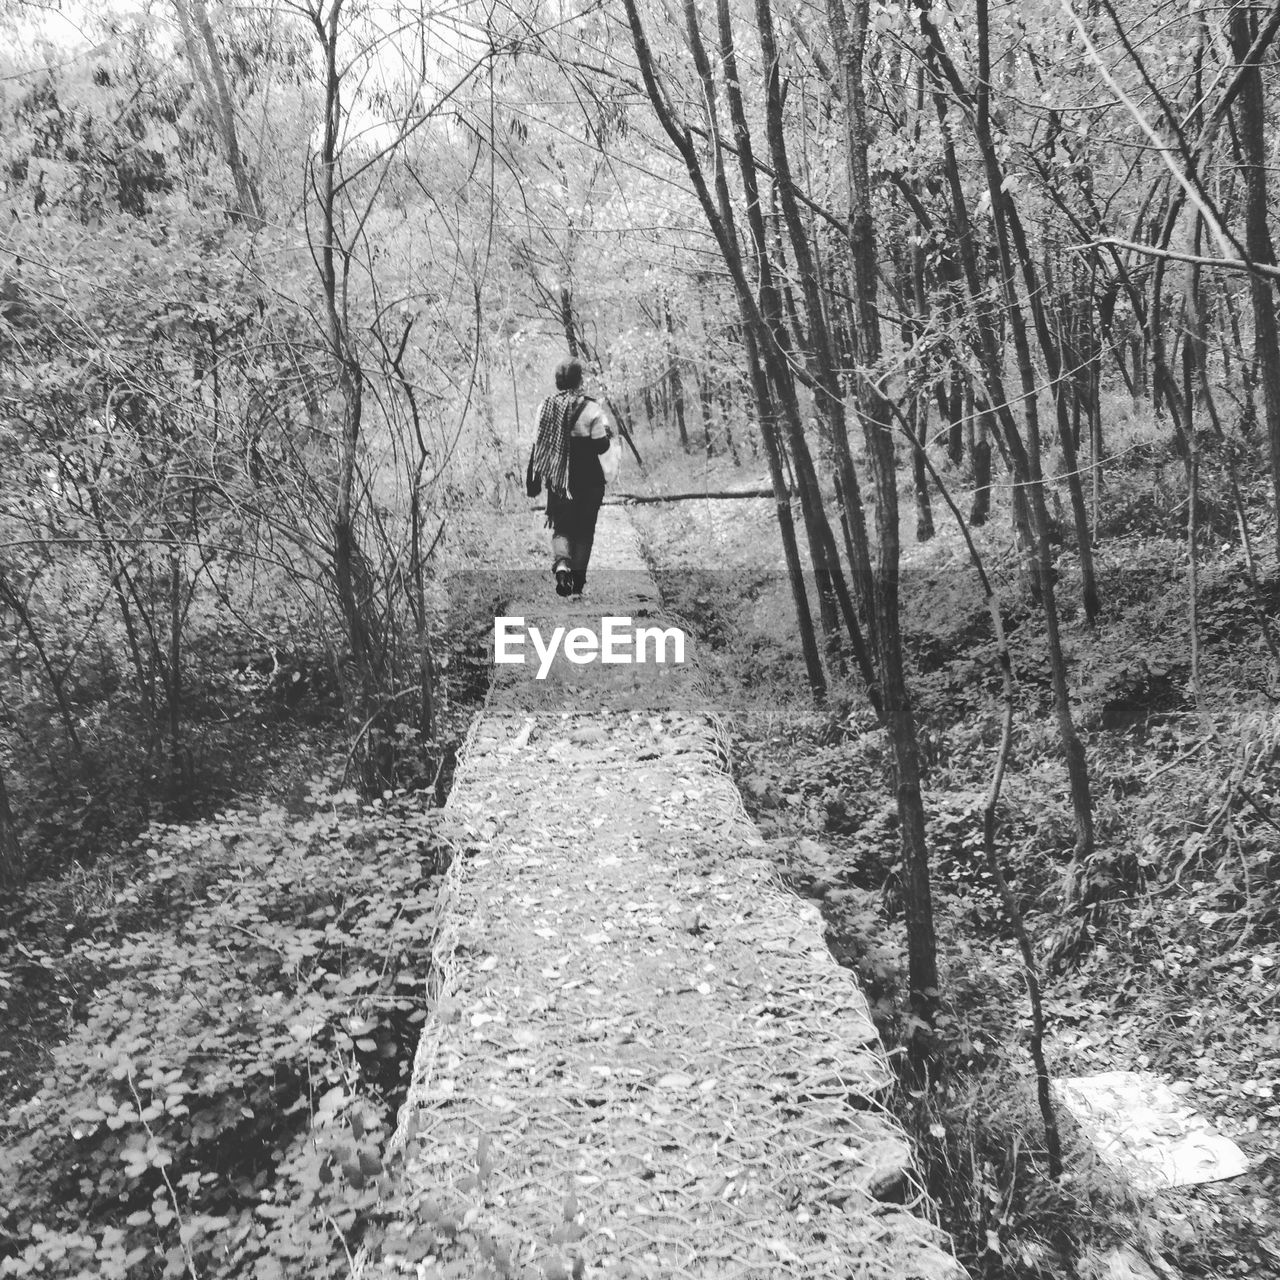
[0,565,504,1279]
[636,444,1280,1280]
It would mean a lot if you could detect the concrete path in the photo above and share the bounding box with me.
[363,508,963,1279]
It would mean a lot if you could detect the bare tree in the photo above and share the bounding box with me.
[172,0,265,224]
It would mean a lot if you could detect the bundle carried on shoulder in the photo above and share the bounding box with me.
[598,429,621,485]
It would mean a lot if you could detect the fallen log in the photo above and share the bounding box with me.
[605,487,777,504]
[530,487,779,512]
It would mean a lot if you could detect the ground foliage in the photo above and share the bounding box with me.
[0,784,451,1278]
[635,445,1280,1280]
[0,560,501,1278]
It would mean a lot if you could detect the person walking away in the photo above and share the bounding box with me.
[526,358,615,597]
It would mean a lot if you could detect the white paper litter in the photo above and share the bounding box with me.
[1053,1070,1250,1191]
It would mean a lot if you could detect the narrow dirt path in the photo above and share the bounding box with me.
[364,508,963,1279]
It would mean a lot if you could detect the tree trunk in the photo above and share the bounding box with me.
[716,379,742,464]
[908,395,935,542]
[664,301,690,452]
[622,0,827,698]
[915,0,1094,862]
[560,284,579,357]
[0,765,21,887]
[1004,212,1101,622]
[694,293,718,457]
[755,0,878,633]
[313,0,393,787]
[936,366,964,466]
[830,0,938,1020]
[715,0,872,686]
[900,247,935,542]
[972,0,1095,862]
[929,83,1035,554]
[1231,3,1280,560]
[168,547,183,764]
[0,570,83,758]
[1185,226,1208,722]
[970,429,993,527]
[174,0,264,224]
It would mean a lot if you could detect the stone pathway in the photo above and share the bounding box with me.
[363,508,963,1279]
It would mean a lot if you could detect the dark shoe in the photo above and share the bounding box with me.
[555,567,573,597]
[571,570,586,596]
